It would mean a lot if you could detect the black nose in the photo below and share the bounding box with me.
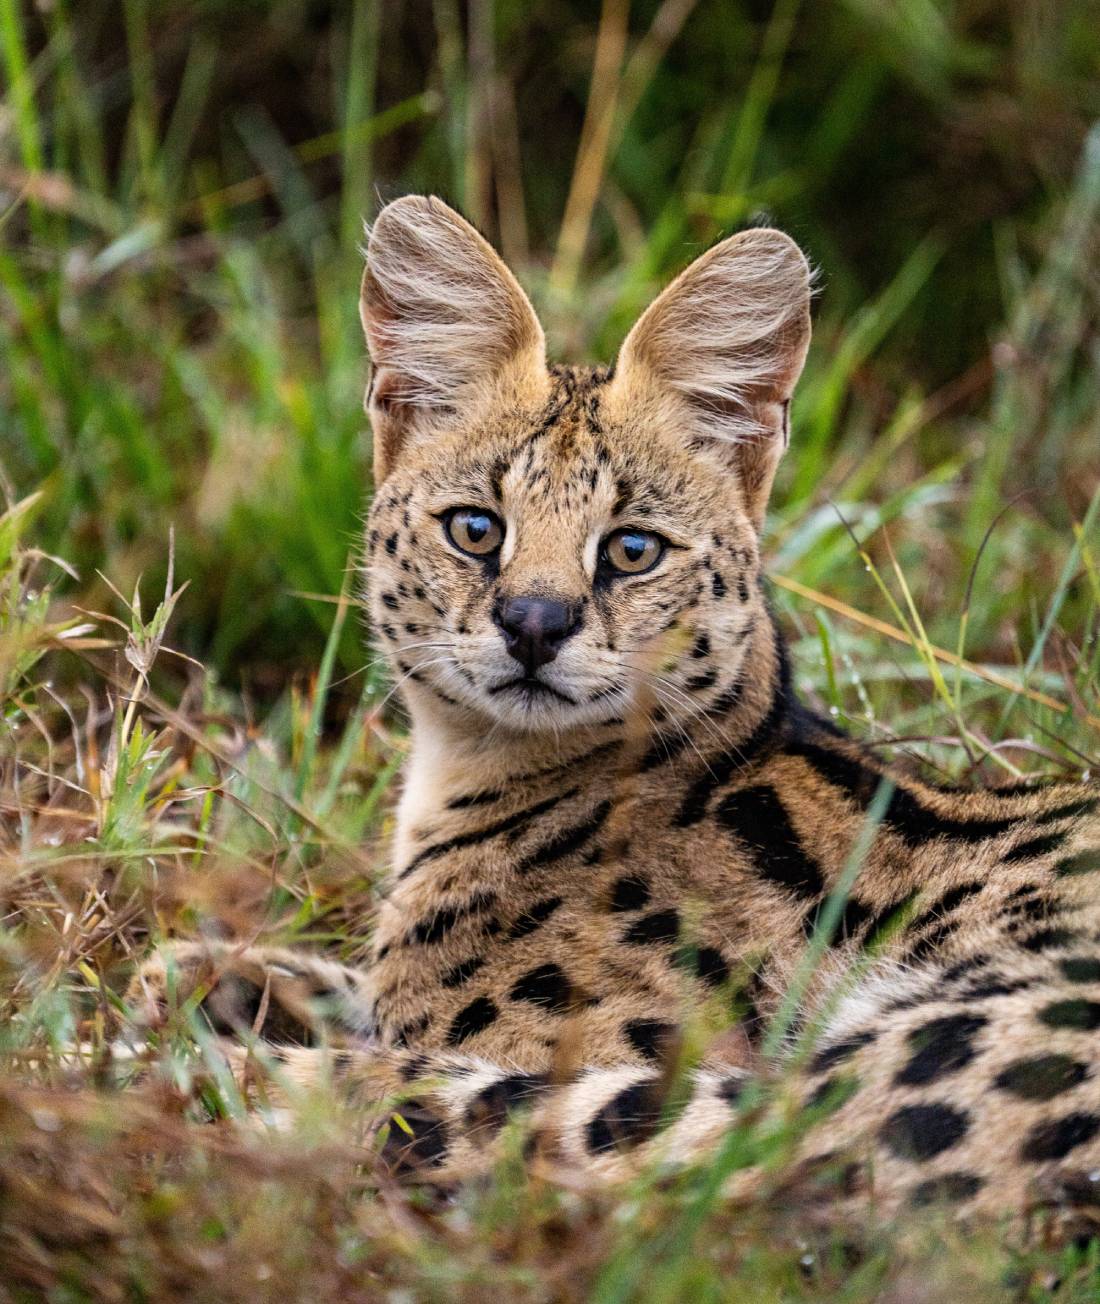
[494,596,581,673]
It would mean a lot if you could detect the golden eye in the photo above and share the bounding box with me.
[602,528,665,576]
[445,507,504,557]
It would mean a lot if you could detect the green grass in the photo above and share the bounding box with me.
[1,2,1099,1299]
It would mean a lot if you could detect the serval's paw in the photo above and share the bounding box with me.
[125,941,375,1046]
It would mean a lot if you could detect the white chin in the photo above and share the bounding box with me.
[479,685,622,733]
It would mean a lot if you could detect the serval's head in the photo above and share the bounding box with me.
[362,197,811,735]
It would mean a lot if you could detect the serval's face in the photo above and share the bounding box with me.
[361,198,810,735]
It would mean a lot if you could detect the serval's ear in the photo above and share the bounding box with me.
[608,227,812,530]
[361,196,546,482]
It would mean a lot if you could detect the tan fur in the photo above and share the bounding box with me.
[132,197,1100,1229]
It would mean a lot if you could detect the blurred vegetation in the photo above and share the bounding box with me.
[1,0,1098,710]
[1,2,1100,1299]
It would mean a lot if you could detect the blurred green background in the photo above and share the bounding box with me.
[1,0,1098,735]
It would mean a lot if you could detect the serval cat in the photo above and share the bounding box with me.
[131,196,1100,1229]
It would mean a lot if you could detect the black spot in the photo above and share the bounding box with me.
[518,800,612,872]
[623,1019,677,1063]
[994,1054,1089,1101]
[706,676,745,717]
[1056,849,1100,878]
[397,1052,431,1083]
[1002,831,1068,864]
[507,896,563,939]
[411,905,463,946]
[716,786,824,901]
[690,633,711,659]
[894,1014,987,1087]
[693,946,730,988]
[906,881,984,936]
[686,668,718,692]
[711,571,727,599]
[810,1030,876,1074]
[909,1172,984,1207]
[880,1103,970,1161]
[805,1073,860,1113]
[446,996,499,1045]
[408,892,496,946]
[509,963,572,1014]
[586,1078,666,1153]
[464,1073,547,1134]
[441,956,485,988]
[623,909,680,946]
[1039,999,1100,1031]
[904,916,960,964]
[610,874,651,912]
[962,976,1033,998]
[384,532,398,555]
[718,1074,747,1106]
[379,1105,449,1173]
[380,622,397,640]
[1061,957,1100,983]
[447,788,505,809]
[381,592,400,611]
[1021,1113,1100,1162]
[1020,927,1078,952]
[732,970,768,1040]
[941,953,991,982]
[1004,894,1061,925]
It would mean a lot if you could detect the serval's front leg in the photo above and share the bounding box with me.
[126,940,375,1046]
[125,943,758,1186]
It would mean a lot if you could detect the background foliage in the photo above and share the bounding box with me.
[1,1,1099,1299]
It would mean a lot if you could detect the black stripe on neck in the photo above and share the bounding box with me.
[674,642,792,828]
[399,787,579,880]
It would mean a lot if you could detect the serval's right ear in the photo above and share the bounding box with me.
[361,196,547,483]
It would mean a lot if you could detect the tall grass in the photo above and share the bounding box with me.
[1,1,1099,1299]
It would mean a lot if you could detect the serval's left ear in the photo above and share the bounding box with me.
[607,227,811,530]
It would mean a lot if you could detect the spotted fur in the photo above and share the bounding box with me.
[130,197,1100,1226]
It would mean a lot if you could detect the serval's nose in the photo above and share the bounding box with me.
[493,595,582,674]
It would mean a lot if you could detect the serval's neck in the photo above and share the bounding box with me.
[392,612,794,872]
